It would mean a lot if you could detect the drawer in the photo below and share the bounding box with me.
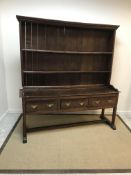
[61,97,88,111]
[26,99,58,113]
[89,96,117,108]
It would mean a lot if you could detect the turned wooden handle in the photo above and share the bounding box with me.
[65,102,71,107]
[80,102,84,106]
[31,105,38,109]
[95,100,100,104]
[47,103,54,108]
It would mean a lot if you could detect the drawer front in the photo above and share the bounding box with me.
[89,96,117,108]
[26,99,58,113]
[61,98,88,111]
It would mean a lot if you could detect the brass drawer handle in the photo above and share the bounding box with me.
[47,103,54,108]
[31,105,38,109]
[108,100,112,103]
[80,102,84,106]
[65,102,71,107]
[95,100,100,104]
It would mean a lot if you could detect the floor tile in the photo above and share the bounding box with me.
[0,113,21,150]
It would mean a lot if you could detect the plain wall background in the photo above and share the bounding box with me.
[0,11,8,119]
[0,0,131,113]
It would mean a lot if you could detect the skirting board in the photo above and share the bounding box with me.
[118,111,131,114]
[118,111,131,118]
[0,110,8,121]
[118,111,131,131]
[0,112,22,153]
[8,109,22,113]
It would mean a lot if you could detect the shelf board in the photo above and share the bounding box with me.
[22,49,113,55]
[23,84,107,88]
[23,71,111,74]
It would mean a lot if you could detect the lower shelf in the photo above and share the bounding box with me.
[27,115,116,133]
[23,113,117,143]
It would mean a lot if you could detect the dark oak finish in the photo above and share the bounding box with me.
[17,15,119,143]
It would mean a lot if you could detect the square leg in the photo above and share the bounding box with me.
[100,107,117,130]
[23,113,27,143]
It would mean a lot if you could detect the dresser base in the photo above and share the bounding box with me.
[21,85,119,143]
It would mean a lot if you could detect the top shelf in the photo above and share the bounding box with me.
[22,49,113,55]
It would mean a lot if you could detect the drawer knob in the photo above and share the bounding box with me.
[47,103,54,108]
[31,105,38,109]
[80,102,84,106]
[65,102,71,107]
[95,100,100,104]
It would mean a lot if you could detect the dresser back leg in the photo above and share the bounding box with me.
[111,106,117,130]
[100,108,105,119]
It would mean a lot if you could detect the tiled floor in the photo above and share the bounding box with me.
[118,112,131,131]
[0,112,131,151]
[0,112,131,175]
[0,113,21,150]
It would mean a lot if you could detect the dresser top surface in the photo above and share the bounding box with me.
[22,85,118,97]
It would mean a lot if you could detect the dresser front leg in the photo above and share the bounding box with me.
[23,113,27,143]
[22,98,27,143]
[111,106,117,130]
